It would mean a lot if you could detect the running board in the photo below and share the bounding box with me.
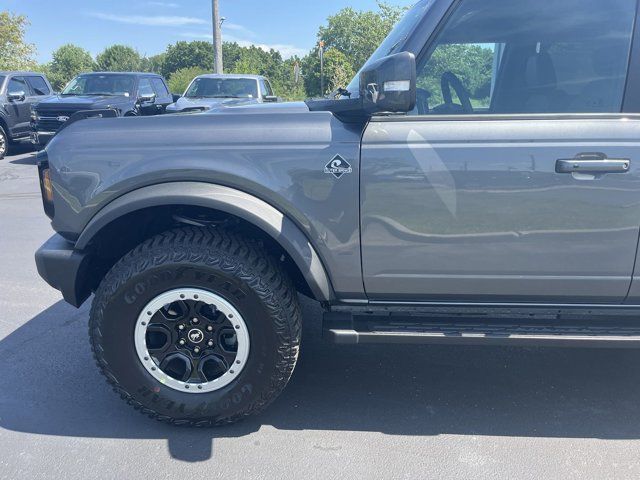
[323,312,640,348]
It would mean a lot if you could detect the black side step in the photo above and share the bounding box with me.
[323,312,640,348]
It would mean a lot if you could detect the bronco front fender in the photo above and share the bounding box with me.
[74,182,334,302]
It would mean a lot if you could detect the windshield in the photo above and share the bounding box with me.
[185,78,259,98]
[61,75,135,96]
[345,0,434,94]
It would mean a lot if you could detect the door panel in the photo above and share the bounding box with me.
[361,117,640,303]
[5,76,31,137]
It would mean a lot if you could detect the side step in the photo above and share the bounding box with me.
[323,312,640,348]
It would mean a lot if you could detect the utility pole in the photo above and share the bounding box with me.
[319,41,325,96]
[212,0,223,73]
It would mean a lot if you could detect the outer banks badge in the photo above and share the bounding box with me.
[324,155,352,179]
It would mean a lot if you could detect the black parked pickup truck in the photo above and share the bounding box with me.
[31,72,173,147]
[0,72,53,159]
[34,0,640,426]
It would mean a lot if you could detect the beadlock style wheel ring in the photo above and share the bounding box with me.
[134,288,250,394]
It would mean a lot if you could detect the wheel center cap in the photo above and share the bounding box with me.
[188,329,204,344]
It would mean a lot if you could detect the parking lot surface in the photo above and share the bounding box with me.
[2,147,640,479]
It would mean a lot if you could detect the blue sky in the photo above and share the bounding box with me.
[5,0,411,63]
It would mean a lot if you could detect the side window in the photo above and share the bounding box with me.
[413,0,637,115]
[261,80,273,97]
[151,78,169,97]
[26,76,51,96]
[8,77,28,95]
[138,78,155,97]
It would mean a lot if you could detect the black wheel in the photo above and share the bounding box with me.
[90,227,302,426]
[0,126,7,159]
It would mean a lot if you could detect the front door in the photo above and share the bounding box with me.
[361,0,640,304]
[5,76,31,137]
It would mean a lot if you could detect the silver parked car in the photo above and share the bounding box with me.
[166,74,278,113]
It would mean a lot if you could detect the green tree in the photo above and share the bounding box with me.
[0,11,36,70]
[142,53,166,74]
[162,41,213,77]
[318,1,408,71]
[168,66,209,94]
[303,48,355,97]
[95,45,142,72]
[47,44,94,90]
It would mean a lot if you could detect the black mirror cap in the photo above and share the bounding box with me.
[359,51,417,114]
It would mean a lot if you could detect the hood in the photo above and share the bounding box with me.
[206,101,311,115]
[35,95,130,111]
[167,96,258,112]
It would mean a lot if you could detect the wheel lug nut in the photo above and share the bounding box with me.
[208,340,214,347]
[192,318,199,324]
[207,325,213,332]
[178,324,185,331]
[178,339,186,346]
[194,347,200,353]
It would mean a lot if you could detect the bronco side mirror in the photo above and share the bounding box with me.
[359,52,416,114]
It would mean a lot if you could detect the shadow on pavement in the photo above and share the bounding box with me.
[5,143,37,163]
[2,297,640,463]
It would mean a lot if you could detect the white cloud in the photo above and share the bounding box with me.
[179,32,307,59]
[223,22,256,38]
[89,12,205,27]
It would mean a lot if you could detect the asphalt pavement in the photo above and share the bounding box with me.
[2,146,640,479]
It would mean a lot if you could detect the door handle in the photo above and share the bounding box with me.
[556,154,630,174]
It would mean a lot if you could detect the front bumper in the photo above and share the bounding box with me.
[35,234,92,307]
[31,130,55,147]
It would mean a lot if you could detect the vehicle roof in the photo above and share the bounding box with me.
[0,71,47,76]
[77,72,164,77]
[194,74,266,81]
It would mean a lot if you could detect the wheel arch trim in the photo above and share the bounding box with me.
[75,181,334,302]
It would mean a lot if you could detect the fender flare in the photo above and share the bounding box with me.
[75,182,334,302]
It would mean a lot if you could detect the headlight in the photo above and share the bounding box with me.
[30,106,38,121]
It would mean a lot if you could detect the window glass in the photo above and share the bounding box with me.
[62,75,135,96]
[8,77,27,95]
[26,76,51,95]
[184,78,259,98]
[412,0,636,115]
[151,78,169,97]
[261,80,274,97]
[138,78,155,97]
[0,76,5,91]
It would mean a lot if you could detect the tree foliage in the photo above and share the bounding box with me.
[167,66,209,94]
[0,11,36,70]
[318,1,408,72]
[95,45,142,72]
[303,48,355,97]
[162,41,213,77]
[47,44,94,90]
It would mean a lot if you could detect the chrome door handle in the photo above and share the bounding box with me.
[556,154,630,174]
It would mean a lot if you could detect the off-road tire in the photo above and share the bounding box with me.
[89,227,302,426]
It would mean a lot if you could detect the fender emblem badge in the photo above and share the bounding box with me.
[324,155,352,179]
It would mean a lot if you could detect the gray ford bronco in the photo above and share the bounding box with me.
[34,0,640,426]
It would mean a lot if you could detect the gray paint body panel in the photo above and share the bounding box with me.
[45,104,365,298]
[361,117,640,303]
